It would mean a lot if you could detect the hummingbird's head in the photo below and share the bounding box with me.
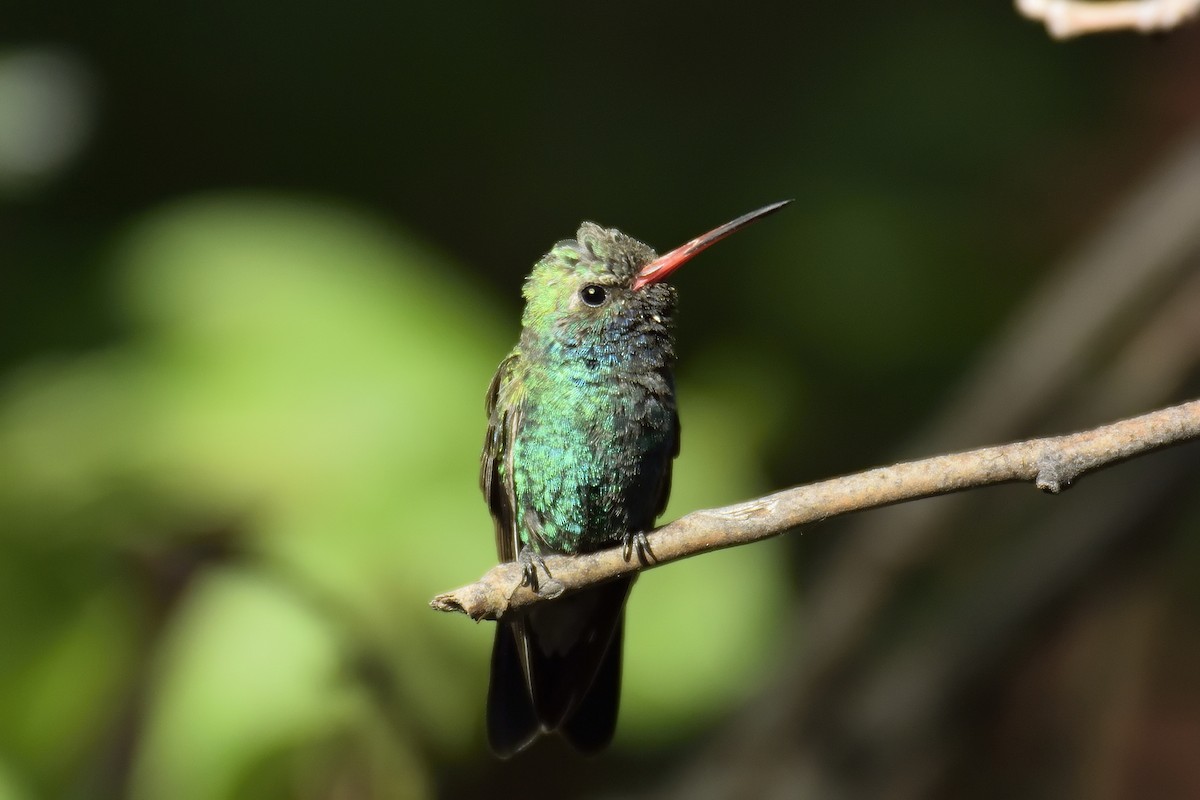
[519,201,791,357]
[520,223,677,351]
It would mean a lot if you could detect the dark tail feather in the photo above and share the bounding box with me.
[525,578,631,732]
[560,614,623,754]
[488,577,634,755]
[487,622,539,757]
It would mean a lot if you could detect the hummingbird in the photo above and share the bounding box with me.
[481,201,790,756]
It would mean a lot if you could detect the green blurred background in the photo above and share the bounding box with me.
[3,3,1200,799]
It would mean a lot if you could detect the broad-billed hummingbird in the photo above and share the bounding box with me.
[481,201,790,756]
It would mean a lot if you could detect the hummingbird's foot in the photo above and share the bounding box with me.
[516,545,563,598]
[622,530,657,566]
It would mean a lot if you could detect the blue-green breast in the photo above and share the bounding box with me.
[512,318,677,554]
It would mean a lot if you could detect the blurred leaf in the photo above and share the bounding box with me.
[131,568,352,800]
[0,759,33,800]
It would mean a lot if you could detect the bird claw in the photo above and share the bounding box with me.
[517,545,562,598]
[622,530,656,566]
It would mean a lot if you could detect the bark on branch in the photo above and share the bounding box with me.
[430,399,1200,622]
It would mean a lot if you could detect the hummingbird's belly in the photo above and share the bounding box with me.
[512,388,674,555]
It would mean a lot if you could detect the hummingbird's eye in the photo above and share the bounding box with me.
[580,284,608,307]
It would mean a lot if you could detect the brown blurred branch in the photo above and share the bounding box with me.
[431,399,1200,622]
[1017,0,1200,38]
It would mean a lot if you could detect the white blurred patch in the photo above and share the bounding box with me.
[0,47,96,193]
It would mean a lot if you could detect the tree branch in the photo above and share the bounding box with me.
[1016,0,1200,38]
[430,399,1200,622]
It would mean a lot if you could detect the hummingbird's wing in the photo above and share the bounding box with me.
[655,407,682,519]
[481,353,542,755]
[480,353,521,563]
